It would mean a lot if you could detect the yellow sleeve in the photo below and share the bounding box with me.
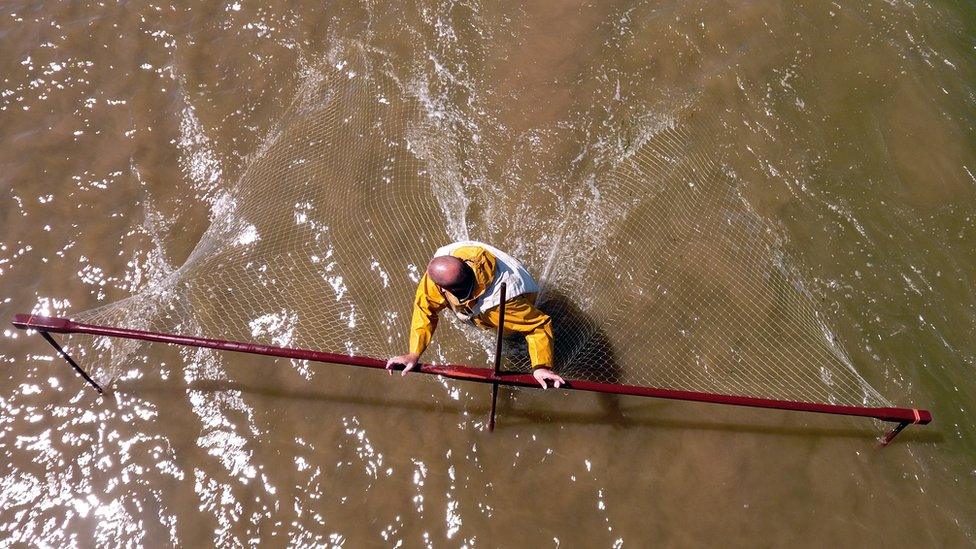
[409,273,448,356]
[480,295,554,369]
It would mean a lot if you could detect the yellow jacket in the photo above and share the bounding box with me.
[409,245,554,368]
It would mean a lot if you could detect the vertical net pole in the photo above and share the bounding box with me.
[487,282,508,432]
[879,420,912,447]
[39,331,103,394]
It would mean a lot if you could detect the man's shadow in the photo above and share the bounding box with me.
[533,289,627,424]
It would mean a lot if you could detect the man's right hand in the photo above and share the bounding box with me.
[385,352,421,376]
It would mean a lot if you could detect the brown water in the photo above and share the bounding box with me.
[2,1,975,546]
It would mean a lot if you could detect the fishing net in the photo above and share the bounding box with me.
[58,53,890,410]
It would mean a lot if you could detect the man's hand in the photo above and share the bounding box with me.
[532,367,564,389]
[386,352,421,376]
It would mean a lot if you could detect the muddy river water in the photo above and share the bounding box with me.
[1,1,975,546]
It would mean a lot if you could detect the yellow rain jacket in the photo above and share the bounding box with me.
[409,245,554,368]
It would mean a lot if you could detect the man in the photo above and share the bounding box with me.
[386,241,565,389]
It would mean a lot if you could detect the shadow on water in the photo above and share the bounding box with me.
[117,379,944,445]
[536,289,626,424]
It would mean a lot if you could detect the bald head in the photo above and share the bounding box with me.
[428,256,475,298]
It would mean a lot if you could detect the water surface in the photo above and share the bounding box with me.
[1,1,974,546]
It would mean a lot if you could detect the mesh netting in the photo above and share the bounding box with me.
[65,53,890,410]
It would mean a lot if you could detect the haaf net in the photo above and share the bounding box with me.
[53,55,892,415]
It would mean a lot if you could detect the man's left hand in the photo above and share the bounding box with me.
[532,367,565,389]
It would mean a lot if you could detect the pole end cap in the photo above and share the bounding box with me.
[11,314,74,333]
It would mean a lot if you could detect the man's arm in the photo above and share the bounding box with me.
[408,273,446,357]
[481,295,563,388]
[387,273,446,375]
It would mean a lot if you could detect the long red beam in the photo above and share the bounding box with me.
[11,314,932,429]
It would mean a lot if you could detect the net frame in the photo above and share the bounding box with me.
[11,51,931,443]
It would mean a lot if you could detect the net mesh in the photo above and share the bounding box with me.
[63,53,890,410]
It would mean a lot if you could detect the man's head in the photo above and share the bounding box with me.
[427,256,475,300]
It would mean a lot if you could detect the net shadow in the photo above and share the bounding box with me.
[539,289,624,421]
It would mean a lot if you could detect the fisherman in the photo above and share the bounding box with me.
[386,241,565,389]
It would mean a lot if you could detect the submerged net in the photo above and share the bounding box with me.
[63,52,890,410]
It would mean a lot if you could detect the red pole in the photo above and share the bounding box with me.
[487,282,507,432]
[11,313,932,441]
